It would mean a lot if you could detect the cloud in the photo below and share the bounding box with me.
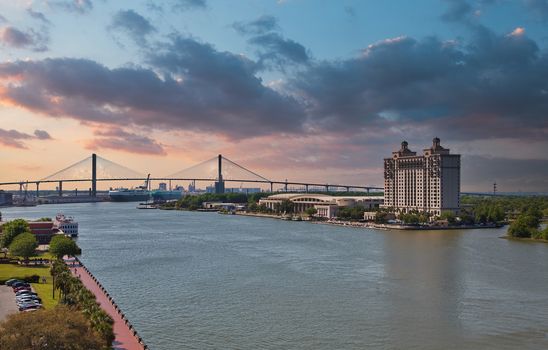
[27,8,51,25]
[109,10,156,44]
[0,26,48,51]
[233,15,279,35]
[249,33,309,65]
[462,155,548,192]
[0,36,305,138]
[234,16,309,67]
[49,0,93,14]
[524,0,548,21]
[0,128,52,148]
[441,0,473,22]
[34,129,52,140]
[172,0,207,11]
[0,14,7,24]
[291,28,548,140]
[86,127,166,155]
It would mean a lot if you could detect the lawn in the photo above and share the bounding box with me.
[0,264,58,309]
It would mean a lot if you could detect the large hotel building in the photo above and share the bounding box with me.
[382,138,460,217]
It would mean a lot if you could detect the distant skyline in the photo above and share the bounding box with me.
[0,0,547,192]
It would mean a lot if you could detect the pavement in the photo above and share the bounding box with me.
[0,285,18,322]
[68,261,146,350]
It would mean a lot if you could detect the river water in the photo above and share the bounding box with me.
[2,202,548,349]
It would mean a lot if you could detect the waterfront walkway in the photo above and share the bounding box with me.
[67,259,147,350]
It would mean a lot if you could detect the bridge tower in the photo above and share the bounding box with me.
[91,153,97,197]
[214,154,225,194]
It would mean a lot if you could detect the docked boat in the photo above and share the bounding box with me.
[151,185,184,201]
[109,188,151,202]
[54,213,78,237]
[109,174,151,202]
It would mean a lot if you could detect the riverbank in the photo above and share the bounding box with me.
[68,257,149,350]
[500,236,548,244]
[235,211,502,231]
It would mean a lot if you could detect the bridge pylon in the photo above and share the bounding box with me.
[91,153,97,197]
[214,154,225,194]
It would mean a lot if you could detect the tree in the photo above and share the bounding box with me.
[305,207,317,216]
[1,219,30,248]
[0,306,104,350]
[49,235,80,259]
[8,233,37,261]
[440,212,456,225]
[375,211,389,224]
[508,219,533,238]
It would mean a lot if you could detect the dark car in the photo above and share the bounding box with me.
[11,282,30,288]
[5,279,23,286]
[13,286,32,293]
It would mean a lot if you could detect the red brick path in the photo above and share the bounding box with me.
[66,258,147,350]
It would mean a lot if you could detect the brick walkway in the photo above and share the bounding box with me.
[66,258,147,350]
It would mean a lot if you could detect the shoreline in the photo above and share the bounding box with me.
[500,236,548,244]
[69,257,149,350]
[234,211,503,231]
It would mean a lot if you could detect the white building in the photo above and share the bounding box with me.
[258,193,383,218]
[382,138,460,217]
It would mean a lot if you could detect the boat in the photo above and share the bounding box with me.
[109,174,151,202]
[53,213,78,237]
[151,185,184,201]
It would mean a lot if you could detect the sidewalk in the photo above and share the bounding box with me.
[67,259,147,350]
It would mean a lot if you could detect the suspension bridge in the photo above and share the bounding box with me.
[0,154,382,197]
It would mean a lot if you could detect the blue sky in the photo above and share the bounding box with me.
[0,0,547,192]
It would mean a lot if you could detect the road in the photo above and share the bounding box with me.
[0,285,18,322]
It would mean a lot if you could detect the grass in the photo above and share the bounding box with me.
[31,282,59,309]
[0,264,59,309]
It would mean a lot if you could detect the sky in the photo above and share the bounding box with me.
[0,0,547,192]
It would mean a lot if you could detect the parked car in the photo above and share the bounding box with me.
[16,296,42,303]
[11,282,30,289]
[19,304,42,311]
[15,291,38,297]
[13,286,32,293]
[5,279,23,286]
[17,298,41,306]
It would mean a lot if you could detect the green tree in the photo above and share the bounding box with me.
[508,219,533,238]
[305,207,317,216]
[275,199,294,214]
[49,235,80,259]
[374,211,388,224]
[1,219,30,248]
[0,306,104,350]
[8,233,37,261]
[440,212,456,225]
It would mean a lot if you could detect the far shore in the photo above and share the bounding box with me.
[234,211,504,231]
[500,236,548,244]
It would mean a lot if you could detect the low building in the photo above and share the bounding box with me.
[0,220,62,244]
[258,193,384,219]
[0,191,13,206]
[363,211,396,221]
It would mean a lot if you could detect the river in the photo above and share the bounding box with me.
[2,202,548,349]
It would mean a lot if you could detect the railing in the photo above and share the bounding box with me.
[72,256,150,350]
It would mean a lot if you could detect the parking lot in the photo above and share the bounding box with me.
[0,285,18,322]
